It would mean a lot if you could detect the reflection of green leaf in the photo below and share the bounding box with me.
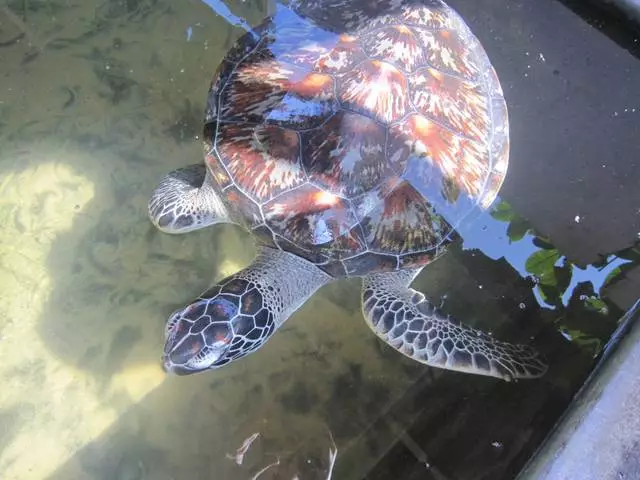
[535,263,572,306]
[538,269,556,286]
[490,201,516,222]
[526,249,561,276]
[507,217,531,243]
[555,262,573,294]
[537,283,561,306]
[585,297,608,314]
[558,326,603,357]
[603,267,620,288]
[602,261,636,290]
[532,236,555,250]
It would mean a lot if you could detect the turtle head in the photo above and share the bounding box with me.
[162,299,233,375]
[161,280,275,375]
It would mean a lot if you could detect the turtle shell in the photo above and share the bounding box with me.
[203,0,509,277]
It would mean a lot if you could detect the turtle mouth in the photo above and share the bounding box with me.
[161,302,235,375]
[162,360,193,376]
[162,347,228,375]
[162,337,231,375]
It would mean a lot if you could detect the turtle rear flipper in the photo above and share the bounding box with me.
[361,270,548,381]
[148,164,229,234]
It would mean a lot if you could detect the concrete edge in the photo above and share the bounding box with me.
[516,299,640,479]
[600,0,640,25]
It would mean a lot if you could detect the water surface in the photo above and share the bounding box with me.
[0,0,638,479]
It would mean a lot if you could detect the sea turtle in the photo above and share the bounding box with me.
[148,0,547,381]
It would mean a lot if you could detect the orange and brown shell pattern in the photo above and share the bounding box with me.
[203,0,509,277]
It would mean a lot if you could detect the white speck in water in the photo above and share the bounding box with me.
[527,64,532,69]
[614,112,619,116]
[186,26,193,41]
[105,64,111,70]
[539,52,546,62]
[492,441,503,448]
[525,51,530,56]
[439,294,448,309]
[574,215,581,223]
[180,68,185,73]
[478,285,483,289]
[524,73,529,77]
[519,303,526,310]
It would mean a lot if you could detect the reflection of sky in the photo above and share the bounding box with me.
[266,94,328,123]
[459,198,631,309]
[200,0,306,39]
[199,0,261,39]
[404,155,477,226]
[198,0,631,311]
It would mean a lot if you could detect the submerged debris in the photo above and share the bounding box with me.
[326,430,338,480]
[226,432,260,466]
[251,458,280,480]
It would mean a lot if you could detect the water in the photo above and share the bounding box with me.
[0,0,639,479]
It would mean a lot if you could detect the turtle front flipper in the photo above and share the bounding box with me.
[148,164,229,234]
[162,247,331,375]
[361,270,548,381]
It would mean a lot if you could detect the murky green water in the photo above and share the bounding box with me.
[0,0,638,479]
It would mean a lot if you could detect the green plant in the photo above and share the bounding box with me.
[489,200,638,357]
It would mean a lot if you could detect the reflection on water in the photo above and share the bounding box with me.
[0,0,637,479]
